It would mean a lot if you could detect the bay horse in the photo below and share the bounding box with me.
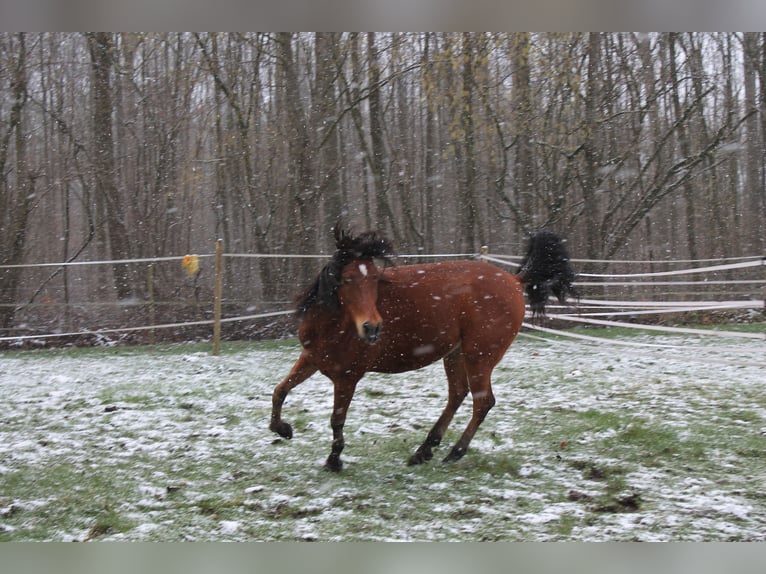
[270,226,577,471]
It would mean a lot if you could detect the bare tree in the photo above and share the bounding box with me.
[511,32,534,233]
[366,33,401,244]
[743,32,765,253]
[314,32,343,251]
[86,32,134,299]
[2,33,764,340]
[0,33,33,330]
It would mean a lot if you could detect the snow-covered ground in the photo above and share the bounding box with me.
[1,332,764,541]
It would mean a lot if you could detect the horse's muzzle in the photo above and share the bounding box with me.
[362,321,382,344]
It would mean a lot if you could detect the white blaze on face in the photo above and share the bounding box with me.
[358,263,368,277]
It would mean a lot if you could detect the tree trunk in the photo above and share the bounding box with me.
[422,33,436,253]
[392,34,421,251]
[0,33,31,330]
[277,32,315,285]
[582,32,602,264]
[314,33,342,252]
[87,32,133,299]
[458,32,482,252]
[760,33,766,251]
[367,33,400,243]
[512,32,534,233]
[743,33,764,253]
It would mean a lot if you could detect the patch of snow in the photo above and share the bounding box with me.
[1,334,765,541]
[133,522,159,535]
[218,520,240,534]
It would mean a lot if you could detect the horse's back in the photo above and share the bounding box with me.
[371,260,525,372]
[381,260,523,316]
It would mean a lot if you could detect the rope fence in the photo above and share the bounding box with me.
[483,254,765,350]
[518,323,766,369]
[1,241,763,355]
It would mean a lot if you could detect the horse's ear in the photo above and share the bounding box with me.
[333,220,354,250]
[333,222,343,245]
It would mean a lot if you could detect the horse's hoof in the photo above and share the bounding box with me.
[407,454,423,466]
[407,448,433,466]
[443,446,466,463]
[271,421,293,440]
[324,457,343,473]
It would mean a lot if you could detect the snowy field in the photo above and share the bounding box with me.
[1,330,765,541]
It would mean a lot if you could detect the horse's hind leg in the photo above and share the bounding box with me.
[443,360,496,463]
[270,352,318,439]
[408,350,469,465]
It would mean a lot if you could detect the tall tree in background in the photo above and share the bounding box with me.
[277,33,312,246]
[1,32,764,337]
[86,32,133,299]
[366,32,401,245]
[743,32,765,253]
[390,34,422,250]
[510,32,533,234]
[0,33,32,329]
[668,33,699,261]
[717,33,741,256]
[581,32,601,265]
[457,32,483,252]
[314,32,343,251]
[760,33,766,250]
[421,33,437,253]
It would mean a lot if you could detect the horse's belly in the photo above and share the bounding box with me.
[368,349,446,373]
[367,326,459,373]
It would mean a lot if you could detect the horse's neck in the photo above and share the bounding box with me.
[301,307,353,340]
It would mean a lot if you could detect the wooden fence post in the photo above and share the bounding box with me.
[213,239,224,356]
[147,263,155,346]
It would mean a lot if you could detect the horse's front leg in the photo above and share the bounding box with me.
[270,353,317,439]
[324,375,361,472]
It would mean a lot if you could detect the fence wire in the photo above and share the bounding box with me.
[1,249,763,349]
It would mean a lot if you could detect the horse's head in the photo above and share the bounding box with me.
[296,225,395,344]
[337,257,384,343]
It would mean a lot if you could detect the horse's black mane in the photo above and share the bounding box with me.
[517,230,578,316]
[296,226,395,315]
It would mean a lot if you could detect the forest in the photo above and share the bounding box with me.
[1,32,765,337]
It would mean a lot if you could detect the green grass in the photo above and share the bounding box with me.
[527,321,764,341]
[0,338,300,360]
[1,331,765,541]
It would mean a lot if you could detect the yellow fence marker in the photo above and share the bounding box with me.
[182,254,200,276]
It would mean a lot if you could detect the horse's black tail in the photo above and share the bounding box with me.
[517,231,578,317]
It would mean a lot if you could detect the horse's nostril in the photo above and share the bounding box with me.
[362,321,382,342]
